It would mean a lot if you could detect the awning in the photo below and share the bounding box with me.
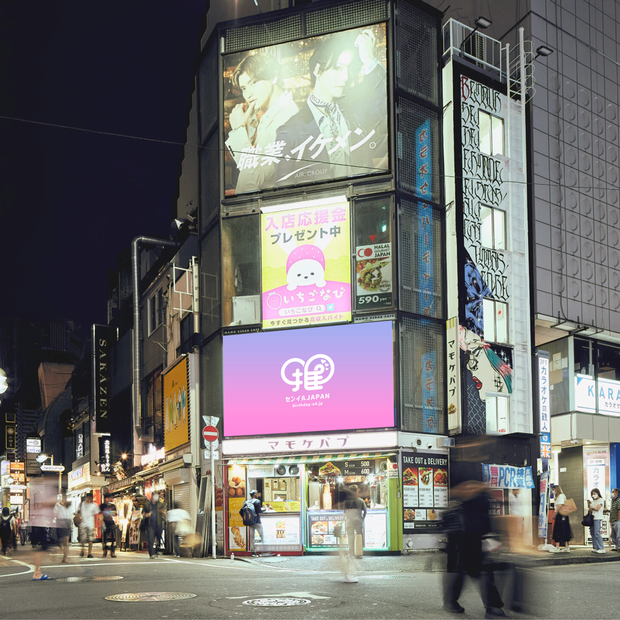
[228,452,396,465]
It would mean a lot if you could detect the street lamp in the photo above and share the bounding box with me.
[36,453,63,492]
[534,45,553,60]
[460,16,492,53]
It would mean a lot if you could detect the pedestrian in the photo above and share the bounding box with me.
[0,507,16,556]
[610,488,620,551]
[549,485,572,552]
[239,490,263,557]
[53,493,72,563]
[99,493,117,557]
[344,484,366,560]
[587,488,605,554]
[79,493,100,558]
[142,490,167,558]
[442,480,505,618]
[19,518,27,546]
[29,475,57,580]
[167,502,192,557]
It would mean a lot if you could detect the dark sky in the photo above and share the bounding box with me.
[0,1,207,334]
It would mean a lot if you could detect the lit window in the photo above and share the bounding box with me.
[486,394,509,434]
[479,111,504,156]
[483,298,508,343]
[148,289,164,334]
[480,206,506,250]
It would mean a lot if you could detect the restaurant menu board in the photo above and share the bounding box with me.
[307,513,346,548]
[364,511,388,549]
[402,452,449,531]
[261,515,301,546]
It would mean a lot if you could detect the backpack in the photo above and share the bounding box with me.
[0,517,12,535]
[239,500,258,526]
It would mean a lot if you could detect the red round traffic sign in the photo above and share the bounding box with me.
[202,425,218,442]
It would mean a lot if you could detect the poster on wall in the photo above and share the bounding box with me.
[402,452,449,531]
[163,356,190,452]
[355,243,392,309]
[222,23,389,196]
[583,446,609,500]
[223,321,395,437]
[261,196,351,329]
[228,466,247,552]
[261,516,301,546]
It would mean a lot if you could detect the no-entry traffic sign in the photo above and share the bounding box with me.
[202,425,218,443]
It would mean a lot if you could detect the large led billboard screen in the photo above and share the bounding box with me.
[223,23,389,196]
[223,321,395,437]
[261,195,351,330]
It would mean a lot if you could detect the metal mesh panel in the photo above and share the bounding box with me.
[223,14,302,53]
[201,335,223,420]
[395,2,438,105]
[200,227,221,340]
[199,36,218,143]
[399,316,445,433]
[398,198,443,318]
[200,132,219,231]
[396,97,440,201]
[305,0,388,36]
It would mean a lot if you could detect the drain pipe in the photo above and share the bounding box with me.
[132,236,179,439]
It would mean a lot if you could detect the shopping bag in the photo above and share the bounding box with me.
[582,513,594,527]
[559,498,577,515]
[354,533,363,557]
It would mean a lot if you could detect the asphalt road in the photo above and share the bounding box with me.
[0,545,615,619]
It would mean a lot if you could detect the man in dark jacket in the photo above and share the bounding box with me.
[142,491,167,558]
[610,488,620,551]
[443,481,505,618]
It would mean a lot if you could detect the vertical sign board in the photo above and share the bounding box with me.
[538,352,551,461]
[538,470,550,539]
[99,436,111,474]
[92,325,118,434]
[5,424,16,450]
[446,318,461,434]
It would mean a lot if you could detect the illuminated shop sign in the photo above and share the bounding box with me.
[141,448,166,467]
[482,464,535,489]
[223,23,389,196]
[223,322,395,437]
[261,196,351,329]
[99,437,111,473]
[92,324,117,434]
[575,374,620,415]
[163,357,190,452]
[26,438,42,453]
[538,353,551,459]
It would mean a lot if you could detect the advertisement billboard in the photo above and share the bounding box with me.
[223,321,395,437]
[163,357,190,452]
[223,23,389,196]
[92,324,118,434]
[261,196,351,329]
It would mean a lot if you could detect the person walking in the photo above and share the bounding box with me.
[99,494,117,558]
[29,474,57,580]
[19,518,27,546]
[610,488,620,551]
[79,493,100,558]
[240,490,263,557]
[344,484,367,560]
[587,488,605,553]
[53,493,72,563]
[442,480,505,618]
[167,502,191,557]
[143,491,167,558]
[0,507,16,556]
[549,485,572,552]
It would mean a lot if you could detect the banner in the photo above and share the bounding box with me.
[261,196,351,329]
[538,470,550,539]
[92,325,118,434]
[163,357,190,452]
[355,242,392,309]
[482,464,535,489]
[223,23,388,196]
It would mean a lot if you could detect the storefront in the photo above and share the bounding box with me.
[67,462,106,542]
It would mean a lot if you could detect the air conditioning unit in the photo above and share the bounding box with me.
[231,295,260,325]
[436,437,455,449]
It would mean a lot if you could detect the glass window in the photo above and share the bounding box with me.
[574,338,592,376]
[222,215,261,326]
[486,394,509,434]
[480,206,506,250]
[200,226,221,339]
[354,198,393,311]
[148,288,164,334]
[479,111,504,156]
[597,342,620,381]
[483,298,508,344]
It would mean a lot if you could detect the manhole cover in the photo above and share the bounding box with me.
[242,598,311,607]
[105,592,196,602]
[60,576,124,582]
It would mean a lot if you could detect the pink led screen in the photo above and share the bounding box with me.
[223,321,395,437]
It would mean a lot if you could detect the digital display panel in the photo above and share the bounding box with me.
[223,23,389,196]
[223,321,394,437]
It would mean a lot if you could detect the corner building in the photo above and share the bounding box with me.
[193,0,450,554]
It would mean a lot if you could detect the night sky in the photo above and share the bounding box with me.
[0,1,208,334]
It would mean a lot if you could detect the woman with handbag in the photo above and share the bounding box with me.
[587,488,605,553]
[550,485,572,552]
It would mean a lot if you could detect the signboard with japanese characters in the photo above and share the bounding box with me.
[446,318,461,434]
[355,243,392,309]
[482,464,535,489]
[402,452,449,531]
[223,23,389,196]
[575,374,620,416]
[583,446,609,501]
[538,352,551,459]
[223,322,394,437]
[261,196,351,330]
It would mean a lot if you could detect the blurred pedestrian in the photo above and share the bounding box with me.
[79,493,100,558]
[0,507,16,556]
[587,488,605,553]
[167,502,191,557]
[99,493,117,557]
[344,484,366,559]
[54,493,72,563]
[143,490,167,558]
[19,518,27,545]
[29,475,57,580]
[442,480,505,618]
[549,485,572,552]
[610,488,620,551]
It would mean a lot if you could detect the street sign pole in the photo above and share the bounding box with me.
[202,425,219,559]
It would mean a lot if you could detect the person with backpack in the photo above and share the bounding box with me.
[0,507,16,556]
[239,490,263,557]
